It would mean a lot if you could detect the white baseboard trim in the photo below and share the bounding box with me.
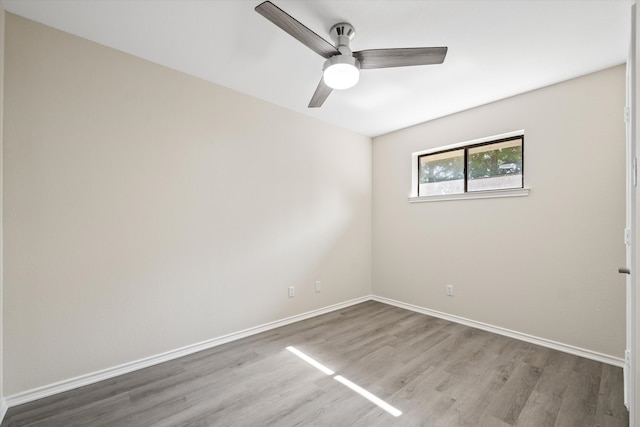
[5,296,371,408]
[0,397,8,425]
[5,294,624,409]
[372,295,624,368]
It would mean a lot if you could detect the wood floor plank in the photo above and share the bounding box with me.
[1,301,628,427]
[551,358,604,427]
[515,390,562,427]
[435,367,509,427]
[485,361,542,424]
[384,367,456,425]
[513,356,573,427]
[596,363,628,426]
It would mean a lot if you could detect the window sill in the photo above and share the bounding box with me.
[408,187,530,203]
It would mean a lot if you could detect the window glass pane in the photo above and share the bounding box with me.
[467,138,523,192]
[418,149,464,196]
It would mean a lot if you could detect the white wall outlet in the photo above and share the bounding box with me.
[288,286,295,298]
[315,280,321,293]
[446,285,454,296]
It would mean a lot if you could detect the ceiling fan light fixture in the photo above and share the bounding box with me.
[255,2,447,108]
[323,55,360,90]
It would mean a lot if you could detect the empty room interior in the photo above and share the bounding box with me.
[0,1,638,426]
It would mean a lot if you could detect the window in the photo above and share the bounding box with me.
[417,134,523,197]
[418,149,465,196]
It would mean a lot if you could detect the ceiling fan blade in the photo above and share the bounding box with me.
[308,78,332,108]
[354,47,448,69]
[255,1,339,59]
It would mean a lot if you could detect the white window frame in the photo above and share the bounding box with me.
[409,130,530,203]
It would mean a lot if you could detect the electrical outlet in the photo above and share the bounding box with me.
[315,280,321,293]
[446,285,454,296]
[288,286,295,298]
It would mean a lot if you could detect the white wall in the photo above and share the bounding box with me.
[373,65,626,358]
[3,14,371,396]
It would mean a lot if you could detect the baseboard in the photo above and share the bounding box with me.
[0,397,8,425]
[372,295,625,368]
[5,295,371,408]
[5,294,624,409]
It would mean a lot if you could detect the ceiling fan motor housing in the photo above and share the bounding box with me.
[330,23,356,55]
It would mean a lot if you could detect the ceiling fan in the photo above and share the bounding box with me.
[255,1,448,108]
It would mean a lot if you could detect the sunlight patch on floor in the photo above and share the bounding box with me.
[286,346,335,376]
[285,346,402,417]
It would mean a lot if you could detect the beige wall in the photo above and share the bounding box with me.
[3,14,372,395]
[373,65,626,358]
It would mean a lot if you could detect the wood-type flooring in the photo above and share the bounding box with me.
[1,301,629,426]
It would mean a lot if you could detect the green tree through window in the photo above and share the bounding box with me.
[418,136,523,196]
[419,149,464,184]
[468,139,522,180]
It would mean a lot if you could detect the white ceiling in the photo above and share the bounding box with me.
[2,0,633,137]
